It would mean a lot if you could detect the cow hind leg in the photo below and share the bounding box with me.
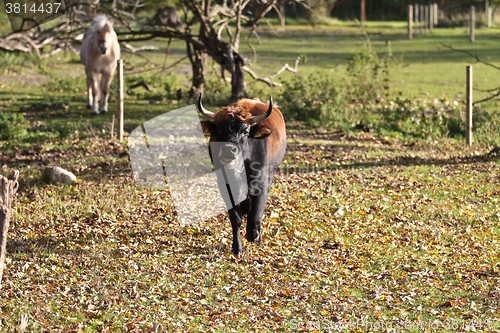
[240,198,251,217]
[228,205,244,255]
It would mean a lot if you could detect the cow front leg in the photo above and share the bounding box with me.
[246,192,269,246]
[228,205,243,255]
[100,73,113,113]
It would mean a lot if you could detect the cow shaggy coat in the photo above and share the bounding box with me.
[198,94,287,255]
[80,16,120,115]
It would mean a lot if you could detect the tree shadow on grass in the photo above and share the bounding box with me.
[286,134,495,174]
[341,152,492,171]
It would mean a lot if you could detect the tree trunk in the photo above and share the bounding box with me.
[0,170,20,286]
[186,40,206,98]
[231,51,247,100]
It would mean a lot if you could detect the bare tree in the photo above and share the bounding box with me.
[119,0,299,99]
[180,0,288,99]
[1,0,300,100]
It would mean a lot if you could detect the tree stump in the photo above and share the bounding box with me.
[0,170,20,286]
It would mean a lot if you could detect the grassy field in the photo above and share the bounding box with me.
[0,18,500,331]
[1,130,499,331]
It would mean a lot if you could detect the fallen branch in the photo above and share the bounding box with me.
[128,80,153,91]
[247,25,259,63]
[159,37,173,81]
[122,42,160,53]
[242,56,300,87]
[0,19,82,58]
[124,56,189,76]
[121,47,159,65]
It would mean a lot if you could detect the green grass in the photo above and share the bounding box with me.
[1,131,500,331]
[1,18,500,331]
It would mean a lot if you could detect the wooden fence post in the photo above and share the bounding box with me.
[0,170,20,286]
[487,6,492,28]
[470,6,475,43]
[486,0,490,27]
[420,4,424,35]
[408,5,413,40]
[360,0,366,26]
[117,59,124,141]
[424,5,429,34]
[430,4,434,32]
[415,4,420,36]
[466,66,473,147]
[434,3,438,25]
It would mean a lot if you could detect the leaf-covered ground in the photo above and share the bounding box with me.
[1,127,499,332]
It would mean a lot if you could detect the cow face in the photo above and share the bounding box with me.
[197,94,273,168]
[207,120,250,166]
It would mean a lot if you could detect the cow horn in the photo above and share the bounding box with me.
[248,96,273,125]
[196,93,216,119]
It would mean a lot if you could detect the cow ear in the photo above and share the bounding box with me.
[200,120,216,136]
[250,124,272,138]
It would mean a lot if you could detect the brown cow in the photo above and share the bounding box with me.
[198,93,287,255]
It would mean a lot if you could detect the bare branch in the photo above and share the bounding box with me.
[247,25,260,63]
[248,0,278,26]
[129,79,153,91]
[269,56,301,80]
[164,55,190,70]
[226,24,235,44]
[122,42,160,52]
[474,86,500,93]
[243,66,282,86]
[264,19,280,36]
[442,42,500,105]
[272,4,285,28]
[473,91,500,105]
[234,0,243,51]
[216,17,232,39]
[242,56,301,87]
[124,56,189,76]
[121,47,159,65]
[441,42,500,71]
[472,88,500,105]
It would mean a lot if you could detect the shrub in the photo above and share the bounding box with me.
[346,42,390,105]
[279,72,346,123]
[372,97,466,139]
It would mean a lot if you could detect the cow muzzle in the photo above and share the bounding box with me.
[218,144,239,167]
